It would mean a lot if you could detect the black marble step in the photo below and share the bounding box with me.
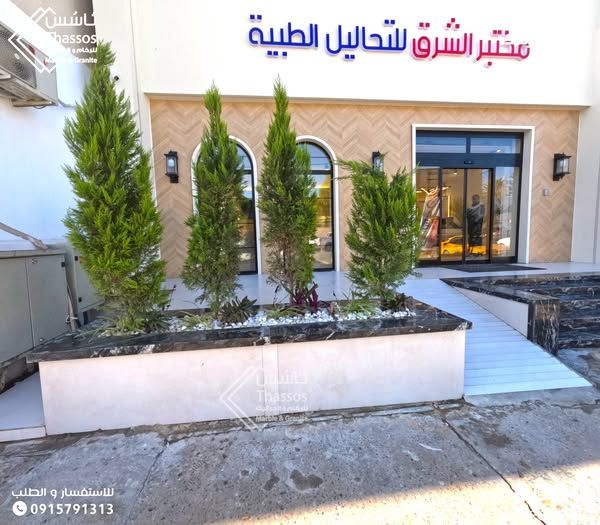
[525,285,600,297]
[559,298,600,315]
[558,330,600,349]
[559,312,600,333]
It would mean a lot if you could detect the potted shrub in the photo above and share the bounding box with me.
[339,158,422,311]
[182,85,246,318]
[63,42,167,332]
[257,79,317,302]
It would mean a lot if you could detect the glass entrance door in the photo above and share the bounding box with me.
[418,167,497,264]
[440,169,465,262]
[465,168,491,262]
[416,131,522,265]
[438,168,491,264]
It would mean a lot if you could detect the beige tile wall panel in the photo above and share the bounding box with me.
[149,100,579,277]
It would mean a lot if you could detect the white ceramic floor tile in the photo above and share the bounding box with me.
[0,373,46,442]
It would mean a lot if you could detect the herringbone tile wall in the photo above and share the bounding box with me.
[149,99,579,277]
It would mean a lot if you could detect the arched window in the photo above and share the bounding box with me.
[191,140,258,274]
[298,141,335,270]
[235,143,258,274]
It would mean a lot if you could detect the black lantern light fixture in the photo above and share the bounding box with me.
[164,150,179,183]
[553,153,571,181]
[372,151,384,171]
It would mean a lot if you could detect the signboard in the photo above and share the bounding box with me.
[248,15,530,67]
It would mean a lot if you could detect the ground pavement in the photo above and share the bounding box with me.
[0,385,598,524]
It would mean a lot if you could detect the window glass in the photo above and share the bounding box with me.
[416,135,467,153]
[416,168,441,261]
[470,137,521,154]
[235,144,257,273]
[299,141,335,270]
[492,167,520,258]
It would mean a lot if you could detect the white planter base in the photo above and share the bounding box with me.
[39,330,465,435]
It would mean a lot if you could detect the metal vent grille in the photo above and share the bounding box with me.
[0,23,36,88]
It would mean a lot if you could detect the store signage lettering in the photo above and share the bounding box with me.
[248,15,530,67]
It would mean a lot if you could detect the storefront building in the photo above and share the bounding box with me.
[92,0,600,278]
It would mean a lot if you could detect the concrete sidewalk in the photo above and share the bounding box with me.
[0,387,598,524]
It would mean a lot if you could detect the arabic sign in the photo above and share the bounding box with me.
[248,15,530,67]
[9,7,96,73]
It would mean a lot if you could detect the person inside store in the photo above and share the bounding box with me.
[466,194,485,253]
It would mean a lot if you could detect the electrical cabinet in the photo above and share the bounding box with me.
[0,250,68,363]
[58,245,102,315]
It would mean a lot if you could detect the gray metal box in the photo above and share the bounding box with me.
[26,255,68,345]
[0,258,33,362]
[50,243,102,316]
[0,248,69,364]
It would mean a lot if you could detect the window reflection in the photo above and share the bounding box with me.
[416,168,441,261]
[299,141,335,270]
[470,137,521,154]
[492,167,520,258]
[416,135,467,153]
[236,144,258,273]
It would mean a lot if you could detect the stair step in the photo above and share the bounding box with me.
[465,369,584,387]
[466,357,557,370]
[466,363,570,378]
[465,376,590,396]
[558,331,600,349]
[560,298,600,311]
[559,317,600,330]
[523,284,600,296]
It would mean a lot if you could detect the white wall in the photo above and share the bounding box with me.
[108,0,597,107]
[0,0,87,242]
[0,98,75,241]
[572,3,600,263]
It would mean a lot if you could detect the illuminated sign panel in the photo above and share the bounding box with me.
[248,15,530,67]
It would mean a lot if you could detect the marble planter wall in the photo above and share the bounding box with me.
[38,330,466,435]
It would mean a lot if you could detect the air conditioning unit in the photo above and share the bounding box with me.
[0,22,58,107]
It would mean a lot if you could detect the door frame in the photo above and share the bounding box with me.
[412,124,535,264]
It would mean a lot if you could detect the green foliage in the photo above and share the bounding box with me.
[337,295,377,317]
[220,296,257,324]
[181,313,213,330]
[265,305,290,320]
[381,292,412,312]
[340,158,422,307]
[182,85,245,315]
[63,41,167,332]
[258,79,317,301]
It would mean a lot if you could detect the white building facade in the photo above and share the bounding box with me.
[2,0,599,275]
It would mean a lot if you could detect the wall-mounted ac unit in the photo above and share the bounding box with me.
[0,22,58,107]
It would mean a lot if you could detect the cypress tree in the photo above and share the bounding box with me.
[182,85,244,315]
[63,42,167,332]
[340,159,422,306]
[258,80,317,299]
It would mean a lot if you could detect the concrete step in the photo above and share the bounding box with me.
[0,373,46,442]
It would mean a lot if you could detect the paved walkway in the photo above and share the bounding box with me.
[1,387,598,524]
[400,279,590,395]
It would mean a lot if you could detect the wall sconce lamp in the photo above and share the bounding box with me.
[165,150,179,183]
[553,153,571,181]
[372,151,384,171]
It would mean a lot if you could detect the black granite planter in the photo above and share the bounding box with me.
[442,272,600,354]
[27,300,471,364]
